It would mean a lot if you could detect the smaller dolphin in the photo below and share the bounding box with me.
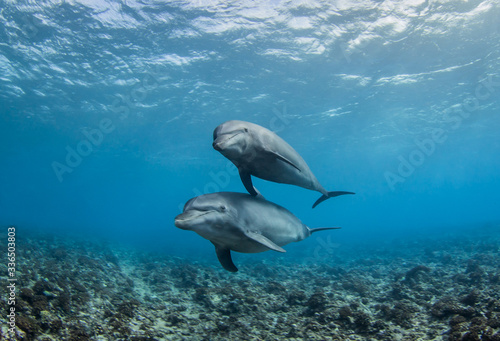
[174,192,341,272]
[213,120,354,208]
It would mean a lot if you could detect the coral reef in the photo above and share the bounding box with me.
[0,229,499,340]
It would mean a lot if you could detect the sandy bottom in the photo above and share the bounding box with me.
[1,227,499,341]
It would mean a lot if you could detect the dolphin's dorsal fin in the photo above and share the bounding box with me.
[213,243,238,272]
[267,151,301,172]
[245,231,286,253]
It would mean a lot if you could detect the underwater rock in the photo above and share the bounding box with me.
[215,319,231,333]
[220,298,242,315]
[33,280,53,295]
[77,256,103,271]
[341,275,371,296]
[117,299,141,318]
[431,298,467,318]
[317,265,346,277]
[50,247,68,259]
[353,311,372,331]
[109,316,132,335]
[55,291,71,313]
[50,318,63,332]
[287,290,307,305]
[377,301,417,328]
[306,292,328,314]
[69,326,90,341]
[265,281,286,295]
[193,287,214,308]
[32,294,49,316]
[130,337,159,341]
[390,282,411,300]
[19,288,34,303]
[371,319,388,332]
[70,281,91,306]
[251,263,275,277]
[466,260,485,283]
[286,323,299,338]
[170,265,198,288]
[16,315,40,338]
[487,316,500,328]
[104,252,120,266]
[38,310,63,333]
[487,299,500,312]
[165,313,184,326]
[338,305,353,321]
[442,254,454,264]
[404,265,431,283]
[462,289,482,306]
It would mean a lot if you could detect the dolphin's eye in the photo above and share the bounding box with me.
[220,205,226,212]
[244,128,248,132]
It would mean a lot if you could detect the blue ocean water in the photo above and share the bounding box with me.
[1,0,499,265]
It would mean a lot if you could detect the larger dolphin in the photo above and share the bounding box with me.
[213,120,354,208]
[174,192,340,272]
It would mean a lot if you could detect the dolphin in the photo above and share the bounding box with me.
[174,192,341,272]
[212,120,354,208]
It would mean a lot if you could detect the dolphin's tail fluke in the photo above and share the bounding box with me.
[312,191,355,208]
[309,227,342,234]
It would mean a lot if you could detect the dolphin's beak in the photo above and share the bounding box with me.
[213,132,241,151]
[174,210,210,230]
[212,139,223,151]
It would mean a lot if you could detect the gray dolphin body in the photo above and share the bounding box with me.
[213,120,354,208]
[174,192,340,272]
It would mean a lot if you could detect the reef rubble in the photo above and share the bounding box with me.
[1,228,499,340]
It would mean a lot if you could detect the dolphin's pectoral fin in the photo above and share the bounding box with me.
[239,170,261,197]
[268,151,301,172]
[213,243,238,272]
[312,191,355,209]
[245,231,286,253]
